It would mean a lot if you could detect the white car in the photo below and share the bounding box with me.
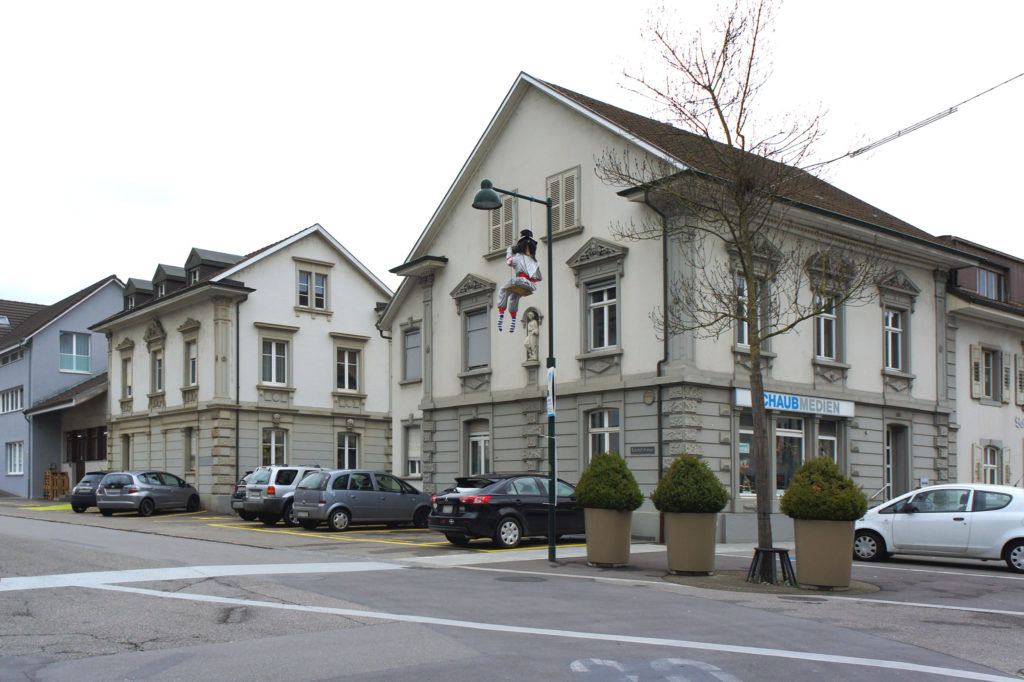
[854,483,1024,573]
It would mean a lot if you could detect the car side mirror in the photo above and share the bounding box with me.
[904,504,918,514]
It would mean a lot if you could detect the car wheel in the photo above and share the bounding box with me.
[412,507,429,528]
[100,509,114,517]
[238,511,257,521]
[1004,540,1024,574]
[138,498,155,517]
[493,516,523,549]
[853,530,887,561]
[72,505,86,513]
[445,533,470,546]
[186,495,200,512]
[328,508,351,532]
[281,502,298,527]
[299,520,319,530]
[260,515,281,526]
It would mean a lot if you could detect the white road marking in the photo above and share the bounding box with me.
[88,582,1019,682]
[0,561,400,592]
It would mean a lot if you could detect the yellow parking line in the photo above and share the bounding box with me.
[23,504,72,510]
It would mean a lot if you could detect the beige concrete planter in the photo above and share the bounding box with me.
[664,512,718,575]
[793,518,855,588]
[584,508,633,567]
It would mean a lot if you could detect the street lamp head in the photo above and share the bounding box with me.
[472,179,503,211]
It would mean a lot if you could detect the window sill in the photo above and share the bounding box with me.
[812,357,849,370]
[575,347,622,362]
[977,397,1002,407]
[293,305,333,320]
[881,368,914,380]
[458,367,492,378]
[399,378,423,386]
[59,369,91,375]
[257,384,296,392]
[732,345,777,358]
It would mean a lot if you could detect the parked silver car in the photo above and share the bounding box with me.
[243,464,324,527]
[292,469,432,531]
[96,471,200,517]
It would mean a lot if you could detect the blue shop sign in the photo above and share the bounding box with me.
[734,388,854,417]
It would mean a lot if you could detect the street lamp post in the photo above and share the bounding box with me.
[473,179,558,562]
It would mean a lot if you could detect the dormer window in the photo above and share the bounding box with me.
[977,268,1005,301]
[188,268,200,285]
[126,295,136,310]
[155,283,165,297]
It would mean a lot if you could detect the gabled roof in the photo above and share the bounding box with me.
[125,278,154,294]
[0,275,123,353]
[0,299,47,341]
[380,72,967,328]
[153,264,186,281]
[185,248,243,270]
[212,223,392,298]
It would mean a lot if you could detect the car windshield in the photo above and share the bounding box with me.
[78,474,105,486]
[298,472,330,490]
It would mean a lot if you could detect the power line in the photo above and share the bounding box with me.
[807,71,1024,169]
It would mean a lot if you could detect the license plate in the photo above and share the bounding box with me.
[249,491,261,498]
[296,510,308,518]
[442,504,453,514]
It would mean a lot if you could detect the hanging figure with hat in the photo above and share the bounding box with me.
[497,229,542,333]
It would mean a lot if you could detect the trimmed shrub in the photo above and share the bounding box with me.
[780,456,868,521]
[651,455,729,514]
[574,452,644,511]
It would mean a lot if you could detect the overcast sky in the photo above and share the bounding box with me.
[2,1,1022,304]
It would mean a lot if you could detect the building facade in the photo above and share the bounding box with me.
[943,237,1024,489]
[92,224,393,511]
[0,276,124,498]
[379,74,980,541]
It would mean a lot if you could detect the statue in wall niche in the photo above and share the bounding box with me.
[496,230,542,333]
[524,309,540,361]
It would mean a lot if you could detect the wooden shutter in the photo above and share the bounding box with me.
[546,168,579,233]
[489,197,515,252]
[1002,351,1013,403]
[546,174,561,232]
[971,444,982,482]
[1015,354,1024,406]
[969,345,982,398]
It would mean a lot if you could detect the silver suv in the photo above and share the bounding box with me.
[242,464,323,527]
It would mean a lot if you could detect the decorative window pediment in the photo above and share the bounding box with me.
[806,251,855,293]
[450,274,496,314]
[728,236,781,280]
[177,318,201,334]
[115,337,135,354]
[878,270,920,311]
[143,319,166,351]
[566,238,627,286]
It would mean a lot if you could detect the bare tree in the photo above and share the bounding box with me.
[596,0,890,581]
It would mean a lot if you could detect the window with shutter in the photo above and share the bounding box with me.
[1002,351,1012,403]
[1015,354,1024,406]
[489,196,516,251]
[546,166,580,233]
[969,344,983,399]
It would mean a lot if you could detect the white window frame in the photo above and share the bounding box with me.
[817,420,838,461]
[185,340,198,387]
[736,277,749,347]
[469,432,491,476]
[298,270,329,310]
[814,295,837,360]
[59,331,91,373]
[121,357,133,399]
[336,348,360,392]
[6,441,24,475]
[977,268,1005,301]
[586,280,618,351]
[261,339,288,385]
[1,387,24,414]
[405,425,421,477]
[587,408,621,463]
[775,416,805,493]
[188,268,200,285]
[983,445,1003,484]
[883,307,905,371]
[151,349,164,393]
[337,432,359,469]
[261,428,286,466]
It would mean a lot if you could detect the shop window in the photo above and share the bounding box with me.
[775,416,804,491]
[587,409,621,463]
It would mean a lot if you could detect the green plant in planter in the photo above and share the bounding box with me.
[575,452,644,511]
[780,456,868,521]
[651,455,729,513]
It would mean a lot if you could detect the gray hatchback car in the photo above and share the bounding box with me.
[292,469,432,531]
[96,471,200,517]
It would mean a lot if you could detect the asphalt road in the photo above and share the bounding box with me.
[1,501,1022,681]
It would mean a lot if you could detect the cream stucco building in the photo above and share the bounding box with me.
[379,73,984,541]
